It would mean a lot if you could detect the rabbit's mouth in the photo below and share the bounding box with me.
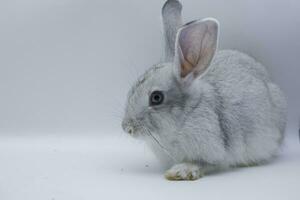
[123,125,140,138]
[122,119,146,138]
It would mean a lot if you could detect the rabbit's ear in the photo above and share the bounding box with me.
[162,0,183,62]
[174,18,219,80]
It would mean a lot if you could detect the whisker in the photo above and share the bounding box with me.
[139,124,177,162]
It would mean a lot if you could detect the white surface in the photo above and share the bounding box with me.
[0,133,299,200]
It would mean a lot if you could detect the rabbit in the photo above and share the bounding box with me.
[121,0,287,181]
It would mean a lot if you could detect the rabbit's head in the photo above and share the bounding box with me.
[122,0,219,139]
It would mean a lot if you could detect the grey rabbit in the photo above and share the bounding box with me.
[122,0,287,180]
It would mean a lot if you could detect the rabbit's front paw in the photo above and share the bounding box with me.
[165,163,203,181]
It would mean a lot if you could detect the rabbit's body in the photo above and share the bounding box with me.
[143,50,286,169]
[122,0,287,180]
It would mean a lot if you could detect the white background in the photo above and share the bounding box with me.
[0,0,299,135]
[0,0,299,200]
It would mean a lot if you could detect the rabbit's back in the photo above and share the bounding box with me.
[205,50,287,165]
[209,50,270,84]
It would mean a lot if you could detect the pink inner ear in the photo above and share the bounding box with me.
[176,19,218,79]
[180,57,194,78]
[178,23,206,78]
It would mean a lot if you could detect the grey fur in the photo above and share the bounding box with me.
[162,0,182,62]
[122,1,287,179]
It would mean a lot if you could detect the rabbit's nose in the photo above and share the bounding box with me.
[122,119,135,135]
[125,126,134,135]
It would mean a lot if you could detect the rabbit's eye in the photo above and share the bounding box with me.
[150,91,164,106]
